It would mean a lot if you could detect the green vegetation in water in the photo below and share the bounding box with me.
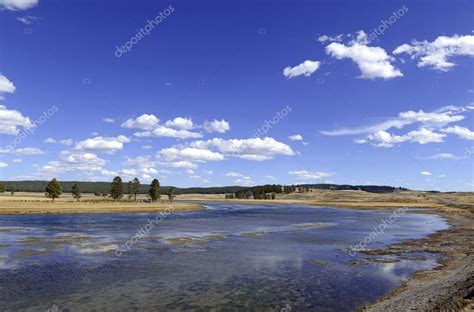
[205,233,226,240]
[239,231,268,238]
[0,228,26,233]
[293,223,331,230]
[310,259,328,266]
[17,249,52,257]
[19,237,49,245]
[144,236,163,241]
[166,237,206,245]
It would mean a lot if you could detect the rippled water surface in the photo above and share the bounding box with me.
[0,204,448,311]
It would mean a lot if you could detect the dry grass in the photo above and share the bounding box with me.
[0,192,202,214]
[1,190,472,214]
[176,190,473,213]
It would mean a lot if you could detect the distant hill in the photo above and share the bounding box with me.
[0,181,409,195]
[0,180,247,195]
[296,184,409,194]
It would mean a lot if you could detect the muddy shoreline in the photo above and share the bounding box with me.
[363,210,474,311]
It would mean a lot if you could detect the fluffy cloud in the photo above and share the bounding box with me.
[135,126,202,139]
[164,117,194,130]
[421,153,466,160]
[323,105,470,147]
[158,147,224,162]
[0,74,16,96]
[318,34,344,43]
[0,162,8,168]
[406,128,446,144]
[289,170,332,180]
[191,137,295,161]
[0,105,33,135]
[121,114,159,130]
[283,60,321,78]
[44,138,73,146]
[225,172,243,177]
[103,117,115,123]
[325,31,402,79]
[234,176,254,186]
[393,34,474,71]
[289,134,303,141]
[0,0,38,11]
[420,171,432,176]
[75,135,130,154]
[0,147,44,155]
[40,151,106,175]
[122,114,230,139]
[203,119,230,133]
[441,126,474,140]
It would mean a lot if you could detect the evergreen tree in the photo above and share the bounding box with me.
[132,177,140,202]
[71,183,81,202]
[110,176,124,201]
[148,179,160,203]
[167,187,176,203]
[10,183,17,196]
[0,183,4,193]
[127,181,134,200]
[45,178,62,202]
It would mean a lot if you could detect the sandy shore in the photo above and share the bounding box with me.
[0,201,203,214]
[363,211,474,311]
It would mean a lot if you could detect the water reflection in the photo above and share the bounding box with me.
[0,204,448,311]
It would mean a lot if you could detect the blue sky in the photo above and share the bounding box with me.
[0,0,473,191]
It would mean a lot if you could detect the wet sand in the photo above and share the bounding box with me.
[363,211,474,311]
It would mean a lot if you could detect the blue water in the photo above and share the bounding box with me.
[0,204,448,311]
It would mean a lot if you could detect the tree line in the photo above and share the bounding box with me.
[37,177,177,203]
[0,181,246,194]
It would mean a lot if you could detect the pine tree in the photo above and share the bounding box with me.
[167,187,175,203]
[45,178,62,202]
[10,183,17,196]
[132,177,140,202]
[110,176,124,201]
[148,179,160,203]
[127,181,134,200]
[71,183,81,202]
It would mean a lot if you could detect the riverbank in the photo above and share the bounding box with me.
[363,211,474,311]
[1,191,472,310]
[0,201,203,214]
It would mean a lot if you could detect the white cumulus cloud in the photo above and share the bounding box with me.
[75,135,130,154]
[289,134,303,141]
[203,119,230,133]
[325,31,402,79]
[283,60,321,79]
[0,0,38,11]
[393,34,474,71]
[0,105,32,135]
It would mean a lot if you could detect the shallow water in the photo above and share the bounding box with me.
[0,204,448,311]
